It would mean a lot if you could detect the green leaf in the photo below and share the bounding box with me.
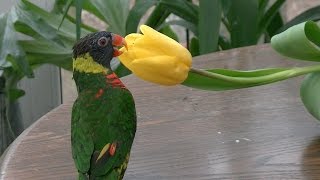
[17,0,91,40]
[126,0,158,34]
[16,1,64,46]
[27,53,72,70]
[271,21,320,62]
[159,0,199,24]
[198,0,221,54]
[145,2,170,29]
[158,25,178,41]
[19,40,72,70]
[258,0,285,36]
[183,68,288,91]
[57,0,73,30]
[81,0,104,21]
[0,12,33,77]
[89,0,130,35]
[218,35,231,50]
[266,12,284,39]
[53,0,72,13]
[224,0,259,47]
[13,0,92,71]
[258,0,269,13]
[300,72,320,120]
[75,0,84,40]
[158,19,198,36]
[0,14,11,69]
[183,65,320,91]
[221,0,231,15]
[278,5,320,33]
[60,13,99,33]
[7,88,25,102]
[190,37,200,57]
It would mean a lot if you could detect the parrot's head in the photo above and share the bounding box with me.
[72,32,127,69]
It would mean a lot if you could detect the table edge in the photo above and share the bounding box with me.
[0,104,67,179]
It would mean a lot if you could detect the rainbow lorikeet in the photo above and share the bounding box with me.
[71,32,136,180]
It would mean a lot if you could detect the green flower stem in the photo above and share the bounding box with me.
[190,64,320,85]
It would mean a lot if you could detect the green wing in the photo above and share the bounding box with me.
[71,98,94,173]
[90,89,136,177]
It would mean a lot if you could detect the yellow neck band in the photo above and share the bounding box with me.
[73,53,108,74]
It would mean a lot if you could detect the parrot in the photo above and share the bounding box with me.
[71,31,136,180]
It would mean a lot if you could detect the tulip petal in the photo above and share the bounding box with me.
[140,25,192,67]
[118,49,135,69]
[125,33,143,47]
[118,25,192,86]
[129,56,190,85]
[118,33,143,66]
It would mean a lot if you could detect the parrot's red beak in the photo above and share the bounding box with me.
[112,33,127,57]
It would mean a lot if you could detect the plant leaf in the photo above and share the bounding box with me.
[16,0,65,46]
[258,0,269,13]
[258,0,285,36]
[0,12,33,77]
[75,0,84,40]
[0,14,11,69]
[224,0,259,47]
[13,0,92,71]
[159,0,199,24]
[271,21,320,62]
[17,0,91,40]
[300,72,320,120]
[145,2,170,29]
[53,0,72,13]
[158,25,178,41]
[265,12,283,39]
[19,40,72,70]
[7,88,25,101]
[182,68,290,91]
[221,0,231,15]
[81,0,104,21]
[218,35,231,50]
[89,0,130,35]
[183,64,320,91]
[58,0,73,30]
[190,37,200,57]
[126,0,158,34]
[198,0,221,54]
[278,5,320,33]
[158,19,198,36]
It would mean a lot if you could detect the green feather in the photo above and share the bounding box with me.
[72,69,136,179]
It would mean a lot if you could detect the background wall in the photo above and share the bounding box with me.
[0,0,61,128]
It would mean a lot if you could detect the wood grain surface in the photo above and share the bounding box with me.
[2,44,320,180]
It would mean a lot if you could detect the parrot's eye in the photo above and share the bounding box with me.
[97,37,109,47]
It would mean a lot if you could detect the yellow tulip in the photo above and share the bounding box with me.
[118,25,192,85]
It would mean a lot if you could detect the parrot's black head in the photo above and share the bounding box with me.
[72,31,126,68]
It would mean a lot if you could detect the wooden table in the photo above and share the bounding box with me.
[2,44,320,180]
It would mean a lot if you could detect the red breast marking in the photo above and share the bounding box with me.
[106,73,117,79]
[109,143,117,156]
[95,88,104,99]
[106,73,126,89]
